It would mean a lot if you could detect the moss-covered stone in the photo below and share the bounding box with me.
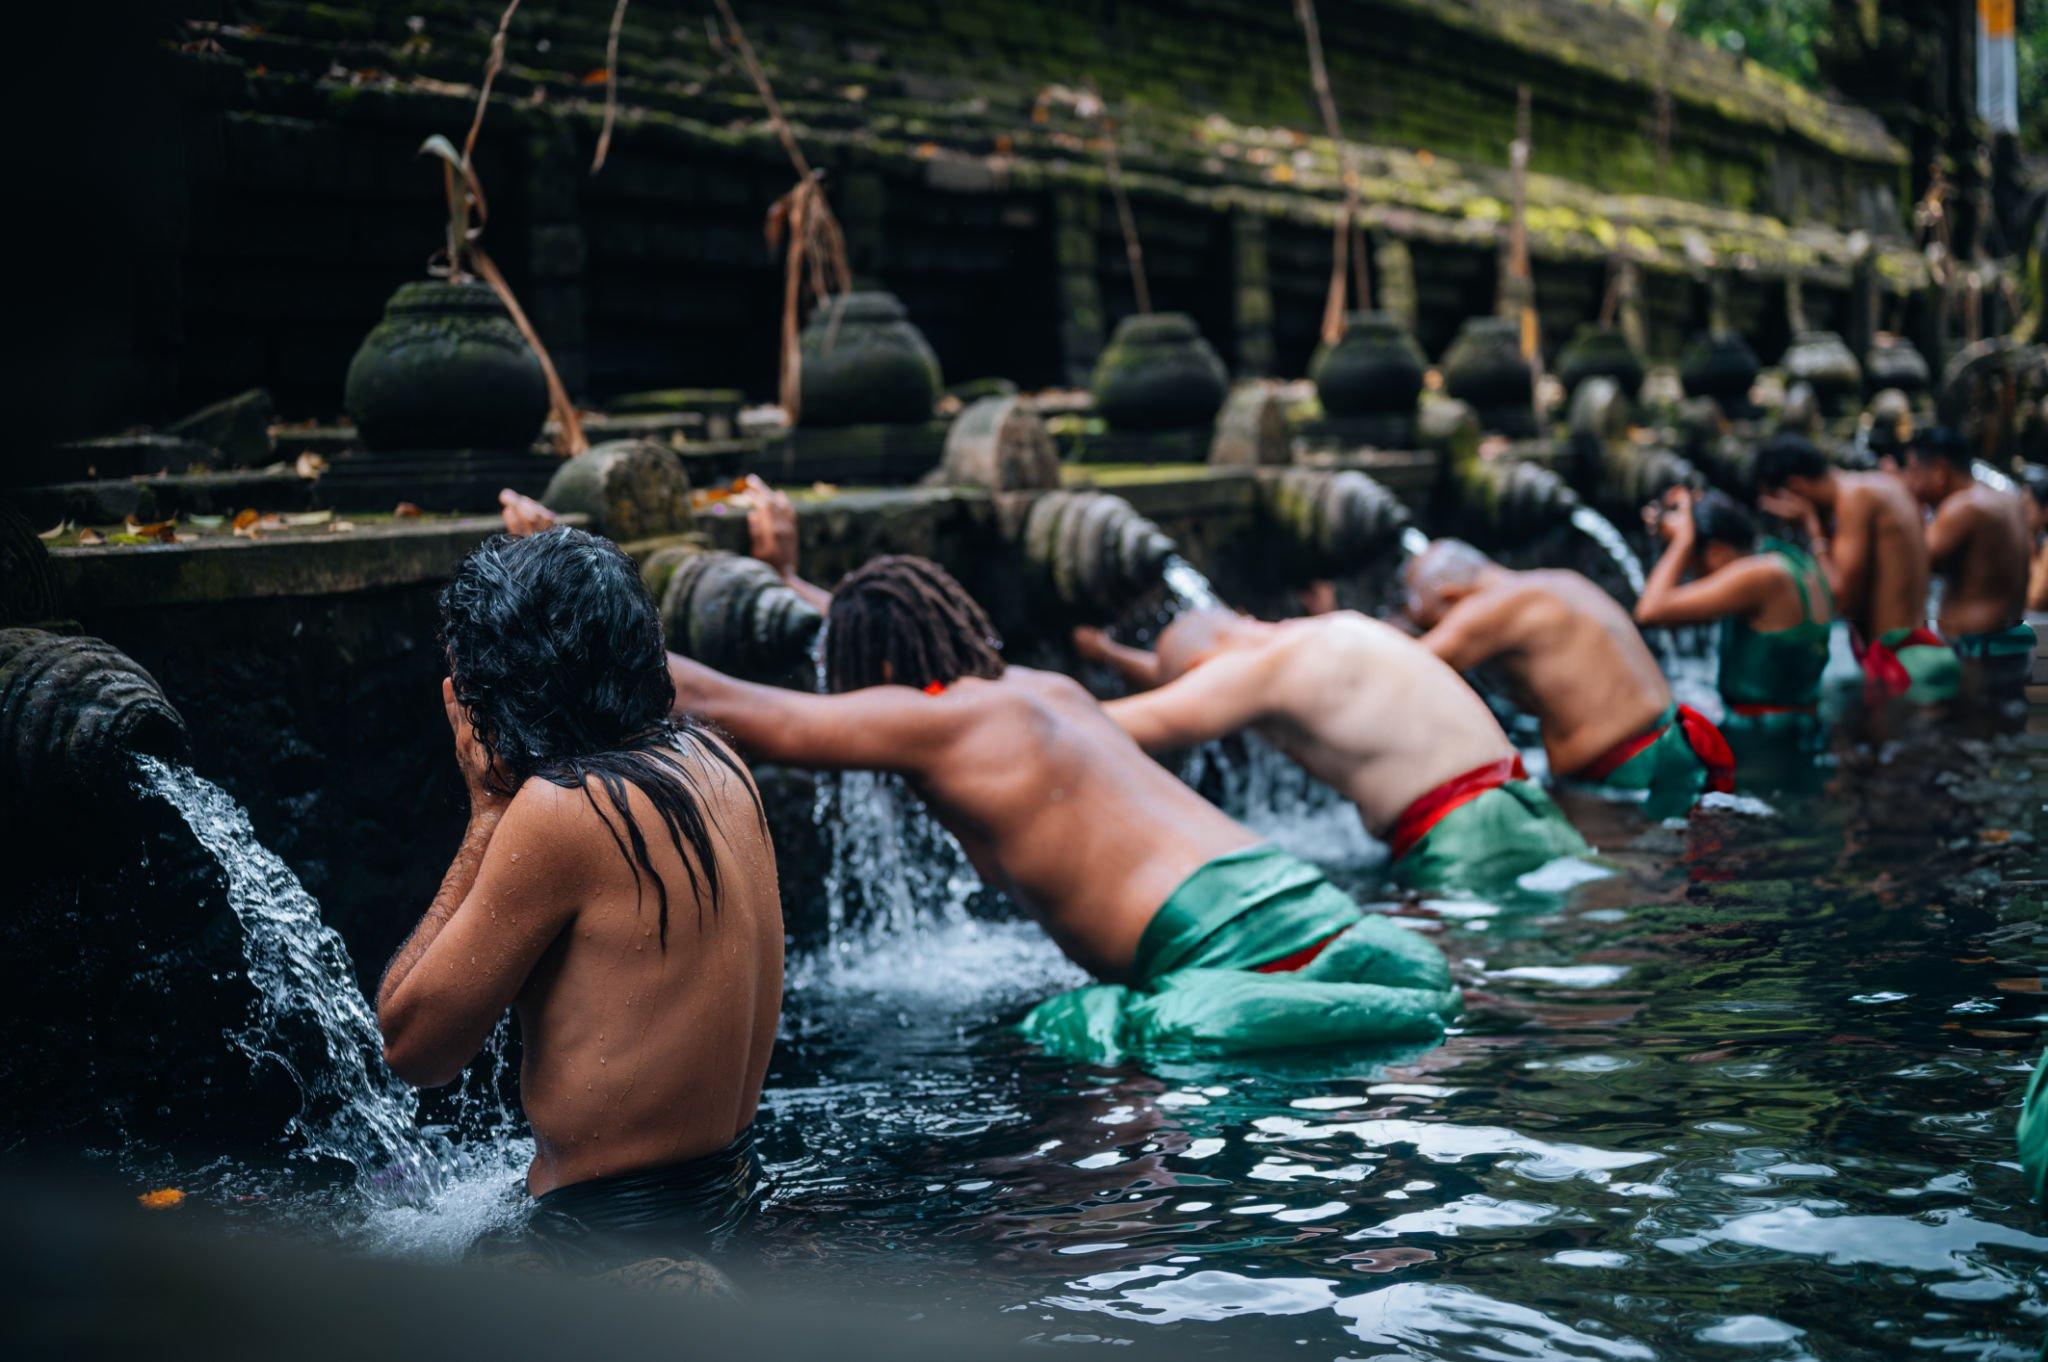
[1310,311,1427,418]
[343,280,549,453]
[1440,317,1537,438]
[796,291,942,428]
[1090,313,1229,433]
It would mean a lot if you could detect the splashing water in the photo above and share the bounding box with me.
[1163,555,1222,612]
[1400,526,1432,560]
[136,755,448,1204]
[1972,459,2017,496]
[1568,505,1647,598]
[1183,733,1380,871]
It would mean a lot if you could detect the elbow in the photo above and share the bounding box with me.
[377,1007,460,1089]
[1633,603,1667,627]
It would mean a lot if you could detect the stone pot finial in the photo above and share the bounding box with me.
[1310,312,1426,418]
[933,396,1060,492]
[1782,330,1862,418]
[1679,331,1761,412]
[1090,313,1229,432]
[344,280,551,452]
[1555,325,1645,403]
[1440,318,1537,438]
[541,440,693,541]
[0,629,187,816]
[796,291,942,428]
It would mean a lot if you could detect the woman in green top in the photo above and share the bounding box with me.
[1636,488,1835,738]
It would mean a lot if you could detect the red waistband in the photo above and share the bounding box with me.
[1253,927,1346,974]
[1385,754,1526,861]
[1574,705,1736,796]
[1854,627,1947,698]
[1576,721,1665,783]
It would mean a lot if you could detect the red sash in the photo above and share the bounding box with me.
[1252,930,1346,974]
[1852,627,1945,699]
[1384,755,1526,861]
[1575,706,1735,795]
[1728,702,1815,717]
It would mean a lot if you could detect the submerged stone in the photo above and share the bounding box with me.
[1090,313,1229,432]
[344,280,550,453]
[796,291,942,428]
[1310,311,1427,419]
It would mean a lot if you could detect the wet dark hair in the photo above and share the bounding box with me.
[1904,425,1971,470]
[440,527,760,944]
[824,554,1004,693]
[1753,434,1829,492]
[1690,490,1756,551]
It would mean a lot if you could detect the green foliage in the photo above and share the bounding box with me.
[1614,0,1828,86]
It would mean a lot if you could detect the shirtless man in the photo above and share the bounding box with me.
[1403,541,1732,820]
[377,527,782,1270]
[1897,427,2036,699]
[1755,433,1960,705]
[668,552,1459,1067]
[1071,610,1588,890]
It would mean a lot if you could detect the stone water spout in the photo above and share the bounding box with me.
[1257,468,1412,579]
[1556,325,1645,403]
[1420,397,1581,545]
[640,546,823,682]
[1,506,59,630]
[0,628,187,819]
[1781,330,1862,419]
[1567,378,1699,520]
[1011,490,1178,617]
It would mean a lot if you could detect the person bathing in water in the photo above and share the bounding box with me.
[1635,487,1834,738]
[377,528,783,1274]
[667,549,1459,1065]
[1755,433,1960,706]
[1896,427,2035,701]
[1071,608,1588,891]
[1403,540,1733,820]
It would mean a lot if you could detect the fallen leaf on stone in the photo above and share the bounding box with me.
[138,1188,185,1210]
[1980,828,2012,844]
[329,520,358,533]
[37,520,71,541]
[233,508,260,530]
[582,68,609,84]
[295,452,329,478]
[284,510,333,527]
[135,520,178,542]
[107,533,149,546]
[393,501,423,518]
[915,141,939,159]
[77,528,106,546]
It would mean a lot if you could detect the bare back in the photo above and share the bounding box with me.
[1433,571,1670,776]
[1236,614,1515,834]
[514,743,782,1196]
[1836,472,1932,638]
[908,670,1259,981]
[1931,483,2029,638]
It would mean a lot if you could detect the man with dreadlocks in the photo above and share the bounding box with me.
[668,550,1460,1066]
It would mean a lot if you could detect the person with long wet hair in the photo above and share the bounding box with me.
[377,527,782,1278]
[1635,486,1834,737]
[668,548,1459,1066]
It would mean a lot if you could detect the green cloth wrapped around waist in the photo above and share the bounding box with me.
[1018,844,1459,1065]
[2022,1048,2048,1206]
[1952,622,2037,660]
[1871,626,1962,704]
[1392,781,1591,892]
[1574,704,1733,821]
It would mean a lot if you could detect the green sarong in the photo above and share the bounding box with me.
[2021,1048,2048,1206]
[1389,774,1591,893]
[1572,704,1736,822]
[1018,844,1460,1065]
[1859,626,1962,705]
[1953,621,2036,700]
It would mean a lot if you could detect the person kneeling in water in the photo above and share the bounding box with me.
[1404,540,1733,820]
[1072,608,1589,892]
[1636,487,1833,739]
[378,528,782,1278]
[1897,427,2035,702]
[668,553,1459,1066]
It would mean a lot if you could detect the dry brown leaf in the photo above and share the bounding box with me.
[138,1188,186,1210]
[77,528,106,546]
[295,452,329,479]
[37,520,70,541]
[233,508,260,530]
[393,501,423,518]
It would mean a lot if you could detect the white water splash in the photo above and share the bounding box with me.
[1401,526,1432,560]
[1568,505,1647,598]
[804,769,982,975]
[136,755,449,1204]
[1163,555,1222,612]
[1182,733,1381,871]
[1972,459,2017,495]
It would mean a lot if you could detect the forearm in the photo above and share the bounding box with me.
[1634,538,1690,625]
[378,809,503,1011]
[782,572,833,614]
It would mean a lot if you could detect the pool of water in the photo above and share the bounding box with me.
[67,700,2048,1358]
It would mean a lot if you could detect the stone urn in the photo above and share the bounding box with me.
[1555,325,1645,402]
[1864,334,1932,399]
[1441,318,1537,438]
[1310,312,1427,418]
[1781,330,1863,418]
[0,629,187,817]
[344,280,551,452]
[796,291,942,428]
[1090,313,1229,432]
[1679,331,1761,411]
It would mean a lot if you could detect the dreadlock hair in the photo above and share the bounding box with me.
[824,554,1005,693]
[439,527,762,946]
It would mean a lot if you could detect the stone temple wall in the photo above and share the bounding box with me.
[30,1,1930,451]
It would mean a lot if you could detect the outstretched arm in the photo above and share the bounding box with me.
[669,653,970,773]
[1101,649,1277,753]
[1072,626,1165,690]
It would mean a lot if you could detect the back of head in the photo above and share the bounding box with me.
[1690,490,1756,551]
[1410,539,1493,597]
[440,527,756,942]
[825,554,1004,693]
[1904,425,1971,473]
[1753,434,1829,492]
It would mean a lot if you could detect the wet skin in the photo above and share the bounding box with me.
[1082,612,1516,837]
[1766,470,1931,641]
[1635,487,1831,636]
[667,657,1260,984]
[1915,472,2030,639]
[378,685,783,1197]
[1410,566,1671,778]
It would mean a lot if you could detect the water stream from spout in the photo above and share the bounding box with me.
[1972,459,2017,495]
[1163,554,1222,612]
[136,755,449,1205]
[1401,526,1432,560]
[1568,505,1647,598]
